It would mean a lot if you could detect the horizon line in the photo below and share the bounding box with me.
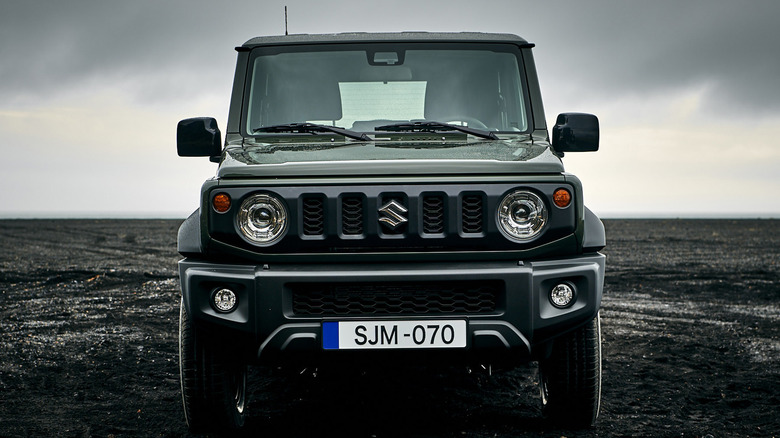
[1,212,779,220]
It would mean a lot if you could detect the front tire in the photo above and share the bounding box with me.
[179,299,248,433]
[539,312,602,427]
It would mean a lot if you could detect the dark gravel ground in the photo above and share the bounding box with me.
[0,219,778,437]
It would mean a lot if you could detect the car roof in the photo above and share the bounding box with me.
[241,32,532,48]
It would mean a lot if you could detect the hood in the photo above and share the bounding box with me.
[216,137,564,178]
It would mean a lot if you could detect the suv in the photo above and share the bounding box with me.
[176,32,605,433]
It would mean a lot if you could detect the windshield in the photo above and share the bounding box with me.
[245,43,531,136]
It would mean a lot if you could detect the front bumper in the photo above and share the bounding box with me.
[179,254,604,365]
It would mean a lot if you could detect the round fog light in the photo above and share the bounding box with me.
[550,283,575,308]
[213,288,238,313]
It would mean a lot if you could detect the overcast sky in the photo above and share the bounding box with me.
[1,0,778,218]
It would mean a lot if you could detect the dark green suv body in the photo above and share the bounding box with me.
[176,32,605,433]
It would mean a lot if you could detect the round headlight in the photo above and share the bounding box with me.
[497,190,547,241]
[237,194,287,245]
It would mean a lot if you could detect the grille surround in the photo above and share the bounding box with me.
[206,183,577,255]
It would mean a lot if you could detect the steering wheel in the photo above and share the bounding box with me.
[440,116,489,130]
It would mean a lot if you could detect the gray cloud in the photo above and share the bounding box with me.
[530,1,780,116]
[0,1,239,105]
[2,0,779,117]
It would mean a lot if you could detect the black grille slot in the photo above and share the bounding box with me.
[422,195,445,234]
[302,196,325,236]
[341,196,364,235]
[292,281,502,316]
[462,195,484,233]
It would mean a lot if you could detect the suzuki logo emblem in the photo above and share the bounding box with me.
[378,200,408,229]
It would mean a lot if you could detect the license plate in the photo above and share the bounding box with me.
[322,320,467,350]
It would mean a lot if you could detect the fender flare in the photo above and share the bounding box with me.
[178,209,203,256]
[582,206,606,252]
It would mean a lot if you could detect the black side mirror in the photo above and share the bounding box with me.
[552,113,599,152]
[177,117,222,158]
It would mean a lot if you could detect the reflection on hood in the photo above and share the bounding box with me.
[226,138,552,166]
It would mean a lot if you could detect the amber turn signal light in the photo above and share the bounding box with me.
[212,193,231,213]
[553,189,572,208]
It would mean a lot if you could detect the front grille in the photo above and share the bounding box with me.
[341,196,364,235]
[422,195,445,234]
[291,281,502,316]
[298,192,486,238]
[462,195,484,233]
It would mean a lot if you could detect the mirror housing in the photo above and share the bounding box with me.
[177,117,222,158]
[552,113,599,152]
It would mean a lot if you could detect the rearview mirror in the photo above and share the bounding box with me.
[177,117,222,158]
[552,113,599,152]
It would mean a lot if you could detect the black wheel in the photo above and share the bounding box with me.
[539,312,602,427]
[179,299,248,433]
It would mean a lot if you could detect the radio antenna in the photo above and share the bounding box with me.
[284,6,288,35]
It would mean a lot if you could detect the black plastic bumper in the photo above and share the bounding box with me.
[179,254,604,365]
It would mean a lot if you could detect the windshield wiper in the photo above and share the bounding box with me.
[253,123,370,142]
[374,121,499,140]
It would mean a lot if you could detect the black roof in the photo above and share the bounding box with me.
[241,32,532,48]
